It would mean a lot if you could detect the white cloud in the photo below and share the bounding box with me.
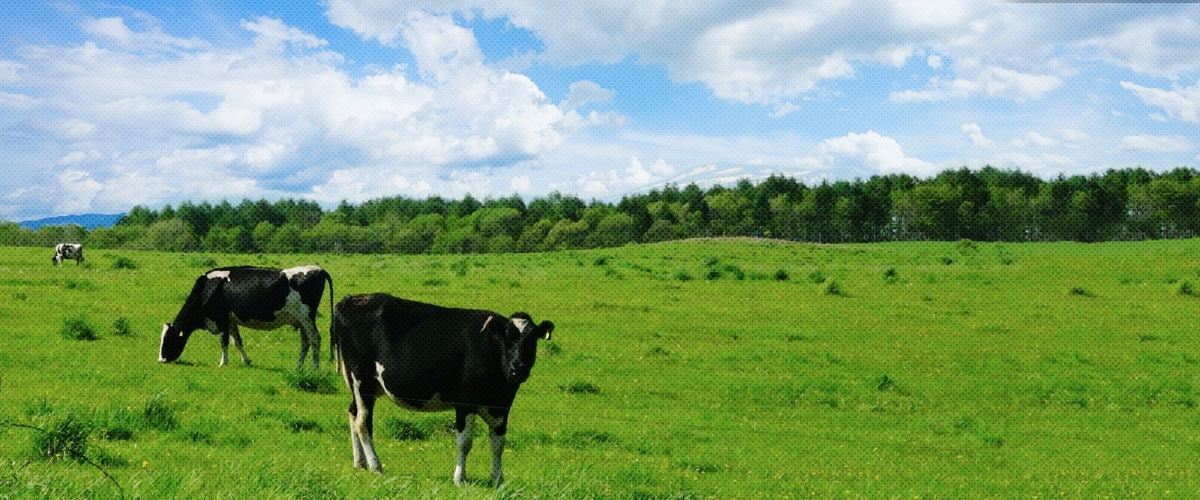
[927,55,942,70]
[892,65,1061,103]
[0,12,608,217]
[1118,135,1193,152]
[573,156,677,194]
[798,131,936,177]
[1061,129,1089,142]
[510,175,532,192]
[560,80,613,111]
[961,123,996,150]
[1025,131,1057,147]
[1121,80,1200,124]
[1079,15,1200,79]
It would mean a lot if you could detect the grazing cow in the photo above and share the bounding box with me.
[330,293,554,487]
[158,265,333,369]
[52,243,84,266]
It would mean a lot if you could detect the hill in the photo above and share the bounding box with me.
[18,213,125,230]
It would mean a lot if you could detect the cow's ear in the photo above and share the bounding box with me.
[540,321,554,340]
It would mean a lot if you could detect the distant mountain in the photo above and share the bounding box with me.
[19,213,125,230]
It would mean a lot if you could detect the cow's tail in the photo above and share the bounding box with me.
[322,269,339,372]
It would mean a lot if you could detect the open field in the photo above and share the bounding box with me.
[2,239,1200,498]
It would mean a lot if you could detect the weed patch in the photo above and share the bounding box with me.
[29,412,91,462]
[285,370,340,394]
[111,317,132,337]
[110,256,138,269]
[560,381,601,394]
[141,394,179,431]
[60,316,98,341]
[1176,281,1195,296]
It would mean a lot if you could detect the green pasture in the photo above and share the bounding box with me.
[2,239,1200,498]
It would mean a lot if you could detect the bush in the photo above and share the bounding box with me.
[1177,281,1195,296]
[808,270,828,284]
[824,280,843,296]
[60,316,97,341]
[675,271,693,282]
[774,269,790,281]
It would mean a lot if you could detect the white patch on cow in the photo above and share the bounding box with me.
[510,318,530,334]
[229,288,309,331]
[205,269,231,280]
[283,265,321,279]
[454,416,475,486]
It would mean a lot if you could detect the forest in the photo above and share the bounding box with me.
[5,166,1200,254]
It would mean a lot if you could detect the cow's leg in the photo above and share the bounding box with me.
[479,408,508,487]
[454,409,476,486]
[297,321,320,370]
[349,373,383,473]
[227,325,251,366]
[218,331,231,367]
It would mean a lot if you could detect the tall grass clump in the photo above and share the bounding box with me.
[824,280,843,296]
[285,370,340,394]
[111,317,133,337]
[141,394,179,431]
[110,256,137,269]
[1176,281,1195,296]
[60,316,98,341]
[30,412,91,462]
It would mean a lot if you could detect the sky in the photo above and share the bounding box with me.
[2,1,1200,221]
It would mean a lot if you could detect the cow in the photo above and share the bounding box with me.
[52,243,84,266]
[330,293,555,487]
[158,265,333,370]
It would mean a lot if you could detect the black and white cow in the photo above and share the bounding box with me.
[330,293,554,487]
[52,243,84,266]
[158,265,333,369]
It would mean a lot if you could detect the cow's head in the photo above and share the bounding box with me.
[158,323,193,363]
[486,313,554,385]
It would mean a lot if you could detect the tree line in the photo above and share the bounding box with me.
[5,166,1200,254]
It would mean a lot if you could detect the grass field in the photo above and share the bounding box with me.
[2,239,1200,498]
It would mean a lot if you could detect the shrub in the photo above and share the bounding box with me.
[1068,287,1091,297]
[808,270,827,284]
[883,267,899,283]
[1177,281,1195,296]
[705,269,722,281]
[60,316,97,341]
[774,269,789,281]
[674,271,693,282]
[723,264,745,280]
[823,280,843,296]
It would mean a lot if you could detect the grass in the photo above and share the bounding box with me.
[2,240,1200,498]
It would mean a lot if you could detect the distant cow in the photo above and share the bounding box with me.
[158,265,333,369]
[52,243,84,266]
[330,293,555,487]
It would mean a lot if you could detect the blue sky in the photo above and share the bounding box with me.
[2,1,1199,221]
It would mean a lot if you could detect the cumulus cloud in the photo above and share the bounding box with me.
[1121,80,1200,124]
[797,131,936,177]
[961,123,996,150]
[560,80,614,111]
[892,65,1061,103]
[1118,135,1193,152]
[0,11,606,217]
[575,156,676,194]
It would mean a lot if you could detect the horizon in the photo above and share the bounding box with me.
[3,1,1199,222]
